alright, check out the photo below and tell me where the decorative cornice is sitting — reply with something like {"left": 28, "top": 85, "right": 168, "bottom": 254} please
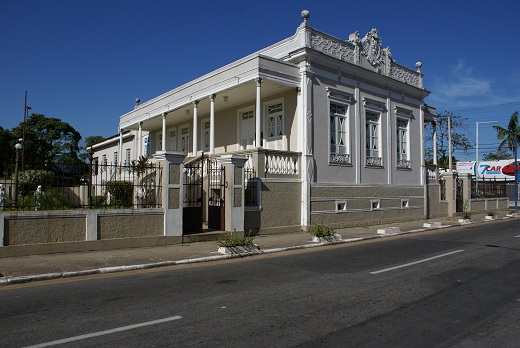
{"left": 326, "top": 87, "right": 355, "bottom": 104}
{"left": 394, "top": 106, "right": 414, "bottom": 118}
{"left": 363, "top": 97, "right": 386, "bottom": 112}
{"left": 310, "top": 33, "right": 355, "bottom": 62}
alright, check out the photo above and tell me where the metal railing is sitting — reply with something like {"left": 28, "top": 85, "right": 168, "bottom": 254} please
{"left": 0, "top": 158, "right": 162, "bottom": 211}
{"left": 471, "top": 177, "right": 507, "bottom": 199}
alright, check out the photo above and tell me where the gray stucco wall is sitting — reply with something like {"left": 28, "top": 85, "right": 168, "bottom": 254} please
{"left": 310, "top": 184, "right": 424, "bottom": 228}
{"left": 98, "top": 213, "right": 164, "bottom": 239}
{"left": 259, "top": 180, "right": 301, "bottom": 233}
{"left": 427, "top": 184, "right": 449, "bottom": 218}
{"left": 5, "top": 216, "right": 85, "bottom": 246}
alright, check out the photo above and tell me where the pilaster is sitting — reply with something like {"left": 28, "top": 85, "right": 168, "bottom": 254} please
{"left": 153, "top": 151, "right": 187, "bottom": 236}
{"left": 219, "top": 154, "right": 248, "bottom": 234}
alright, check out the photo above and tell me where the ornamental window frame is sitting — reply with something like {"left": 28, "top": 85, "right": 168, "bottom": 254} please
{"left": 363, "top": 97, "right": 385, "bottom": 167}
{"left": 327, "top": 88, "right": 354, "bottom": 165}
{"left": 395, "top": 106, "right": 414, "bottom": 170}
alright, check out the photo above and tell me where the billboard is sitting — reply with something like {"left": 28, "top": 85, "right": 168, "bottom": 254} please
{"left": 456, "top": 160, "right": 520, "bottom": 181}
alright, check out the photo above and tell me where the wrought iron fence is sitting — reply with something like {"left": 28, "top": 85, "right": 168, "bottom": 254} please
{"left": 439, "top": 177, "right": 446, "bottom": 201}
{"left": 245, "top": 167, "right": 258, "bottom": 206}
{"left": 0, "top": 158, "right": 162, "bottom": 211}
{"left": 471, "top": 177, "right": 507, "bottom": 199}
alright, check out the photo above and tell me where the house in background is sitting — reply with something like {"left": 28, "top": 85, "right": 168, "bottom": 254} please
{"left": 93, "top": 10, "right": 437, "bottom": 235}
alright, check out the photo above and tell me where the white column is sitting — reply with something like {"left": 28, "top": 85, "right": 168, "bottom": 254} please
{"left": 118, "top": 130, "right": 123, "bottom": 164}
{"left": 432, "top": 121, "right": 438, "bottom": 165}
{"left": 138, "top": 122, "right": 143, "bottom": 158}
{"left": 255, "top": 78, "right": 262, "bottom": 148}
{"left": 300, "top": 62, "right": 313, "bottom": 229}
{"left": 355, "top": 83, "right": 361, "bottom": 184}
{"left": 386, "top": 96, "right": 392, "bottom": 185}
{"left": 192, "top": 101, "right": 199, "bottom": 156}
{"left": 210, "top": 94, "right": 215, "bottom": 154}
{"left": 162, "top": 113, "right": 167, "bottom": 153}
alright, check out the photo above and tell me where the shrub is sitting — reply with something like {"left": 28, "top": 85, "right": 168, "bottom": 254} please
{"left": 106, "top": 181, "right": 133, "bottom": 208}
{"left": 91, "top": 195, "right": 106, "bottom": 208}
{"left": 217, "top": 234, "right": 255, "bottom": 247}
{"left": 487, "top": 211, "right": 496, "bottom": 217}
{"left": 17, "top": 170, "right": 54, "bottom": 196}
{"left": 309, "top": 224, "right": 335, "bottom": 238}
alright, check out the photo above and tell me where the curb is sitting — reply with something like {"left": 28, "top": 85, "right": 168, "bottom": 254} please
{"left": 0, "top": 217, "right": 513, "bottom": 286}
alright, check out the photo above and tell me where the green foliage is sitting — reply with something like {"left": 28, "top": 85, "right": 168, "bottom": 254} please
{"left": 0, "top": 126, "right": 15, "bottom": 175}
{"left": 10, "top": 113, "right": 82, "bottom": 168}
{"left": 131, "top": 156, "right": 151, "bottom": 177}
{"left": 106, "top": 181, "right": 133, "bottom": 208}
{"left": 425, "top": 112, "right": 472, "bottom": 167}
{"left": 309, "top": 224, "right": 335, "bottom": 238}
{"left": 482, "top": 151, "right": 512, "bottom": 161}
{"left": 17, "top": 170, "right": 54, "bottom": 196}
{"left": 492, "top": 111, "right": 520, "bottom": 153}
{"left": 487, "top": 211, "right": 497, "bottom": 217}
{"left": 91, "top": 195, "right": 106, "bottom": 208}
{"left": 217, "top": 234, "right": 255, "bottom": 247}
{"left": 18, "top": 189, "right": 70, "bottom": 211}
{"left": 79, "top": 135, "right": 105, "bottom": 162}
{"left": 461, "top": 200, "right": 472, "bottom": 219}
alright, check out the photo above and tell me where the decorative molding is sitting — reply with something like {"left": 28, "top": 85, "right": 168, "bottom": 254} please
{"left": 326, "top": 87, "right": 355, "bottom": 104}
{"left": 310, "top": 34, "right": 355, "bottom": 62}
{"left": 363, "top": 97, "right": 386, "bottom": 112}
{"left": 397, "top": 160, "right": 411, "bottom": 169}
{"left": 366, "top": 156, "right": 383, "bottom": 167}
{"left": 394, "top": 106, "right": 414, "bottom": 118}
{"left": 389, "top": 64, "right": 420, "bottom": 87}
{"left": 361, "top": 28, "right": 384, "bottom": 67}
{"left": 330, "top": 153, "right": 351, "bottom": 164}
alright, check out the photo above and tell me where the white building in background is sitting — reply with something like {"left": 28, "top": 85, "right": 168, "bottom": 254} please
{"left": 93, "top": 10, "right": 437, "bottom": 233}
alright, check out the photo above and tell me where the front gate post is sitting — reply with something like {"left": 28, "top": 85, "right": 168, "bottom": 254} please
{"left": 219, "top": 154, "right": 248, "bottom": 235}
{"left": 442, "top": 172, "right": 457, "bottom": 217}
{"left": 460, "top": 173, "right": 472, "bottom": 212}
{"left": 153, "top": 151, "right": 187, "bottom": 237}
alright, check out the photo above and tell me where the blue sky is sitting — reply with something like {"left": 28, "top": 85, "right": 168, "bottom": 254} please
{"left": 2, "top": 0, "right": 519, "bottom": 160}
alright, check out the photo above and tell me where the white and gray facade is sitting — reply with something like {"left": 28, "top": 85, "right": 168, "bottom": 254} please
{"left": 95, "top": 11, "right": 437, "bottom": 233}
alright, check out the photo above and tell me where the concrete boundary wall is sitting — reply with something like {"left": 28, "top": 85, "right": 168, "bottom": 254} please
{"left": 0, "top": 209, "right": 171, "bottom": 255}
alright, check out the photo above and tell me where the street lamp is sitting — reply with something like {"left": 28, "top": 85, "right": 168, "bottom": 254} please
{"left": 475, "top": 121, "right": 497, "bottom": 196}
{"left": 13, "top": 141, "right": 22, "bottom": 209}
{"left": 22, "top": 91, "right": 32, "bottom": 172}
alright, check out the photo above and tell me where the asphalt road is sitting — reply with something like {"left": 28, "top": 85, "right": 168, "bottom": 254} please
{"left": 2, "top": 219, "right": 520, "bottom": 347}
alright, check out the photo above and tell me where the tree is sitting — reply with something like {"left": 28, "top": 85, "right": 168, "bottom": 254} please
{"left": 10, "top": 113, "right": 82, "bottom": 168}
{"left": 79, "top": 135, "right": 105, "bottom": 162}
{"left": 492, "top": 111, "right": 520, "bottom": 154}
{"left": 425, "top": 111, "right": 472, "bottom": 167}
{"left": 0, "top": 126, "right": 15, "bottom": 175}
{"left": 482, "top": 151, "right": 512, "bottom": 161}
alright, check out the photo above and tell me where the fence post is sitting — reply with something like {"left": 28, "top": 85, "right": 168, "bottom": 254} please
{"left": 219, "top": 154, "right": 248, "bottom": 234}
{"left": 153, "top": 151, "right": 186, "bottom": 237}
{"left": 88, "top": 148, "right": 94, "bottom": 209}
{"left": 441, "top": 172, "right": 456, "bottom": 217}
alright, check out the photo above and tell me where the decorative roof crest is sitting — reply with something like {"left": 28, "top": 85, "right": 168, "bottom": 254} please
{"left": 361, "top": 28, "right": 384, "bottom": 67}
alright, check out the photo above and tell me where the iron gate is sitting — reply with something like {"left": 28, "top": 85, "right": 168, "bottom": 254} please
{"left": 456, "top": 175, "right": 464, "bottom": 213}
{"left": 207, "top": 158, "right": 225, "bottom": 230}
{"left": 183, "top": 156, "right": 203, "bottom": 234}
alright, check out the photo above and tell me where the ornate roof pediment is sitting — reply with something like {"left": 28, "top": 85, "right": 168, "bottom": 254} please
{"left": 361, "top": 28, "right": 384, "bottom": 68}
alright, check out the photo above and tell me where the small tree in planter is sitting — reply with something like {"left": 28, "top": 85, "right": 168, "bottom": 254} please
{"left": 459, "top": 200, "right": 472, "bottom": 224}
{"left": 309, "top": 224, "right": 342, "bottom": 242}
{"left": 217, "top": 231, "right": 258, "bottom": 254}
{"left": 485, "top": 211, "right": 497, "bottom": 220}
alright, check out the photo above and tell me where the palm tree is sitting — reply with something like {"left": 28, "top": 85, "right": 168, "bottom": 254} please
{"left": 493, "top": 111, "right": 520, "bottom": 153}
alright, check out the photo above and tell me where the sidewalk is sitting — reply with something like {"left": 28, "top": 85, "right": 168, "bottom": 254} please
{"left": 0, "top": 211, "right": 515, "bottom": 285}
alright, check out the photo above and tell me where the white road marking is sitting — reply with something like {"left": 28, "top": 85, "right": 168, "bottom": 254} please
{"left": 370, "top": 250, "right": 465, "bottom": 275}
{"left": 23, "top": 315, "right": 183, "bottom": 348}
{"left": 514, "top": 235, "right": 520, "bottom": 238}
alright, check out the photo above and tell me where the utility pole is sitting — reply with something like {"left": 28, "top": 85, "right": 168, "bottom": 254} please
{"left": 448, "top": 115, "right": 452, "bottom": 172}
{"left": 475, "top": 121, "right": 497, "bottom": 197}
